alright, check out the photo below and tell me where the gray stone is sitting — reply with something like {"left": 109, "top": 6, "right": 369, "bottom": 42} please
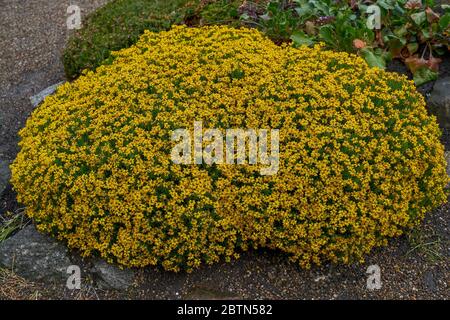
{"left": 0, "top": 225, "right": 72, "bottom": 283}
{"left": 423, "top": 270, "right": 437, "bottom": 292}
{"left": 0, "top": 159, "right": 11, "bottom": 196}
{"left": 445, "top": 152, "right": 450, "bottom": 178}
{"left": 428, "top": 77, "right": 450, "bottom": 128}
{"left": 91, "top": 258, "right": 134, "bottom": 290}
{"left": 30, "top": 82, "right": 64, "bottom": 108}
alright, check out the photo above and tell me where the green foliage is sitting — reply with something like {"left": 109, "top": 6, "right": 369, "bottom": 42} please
{"left": 244, "top": 0, "right": 449, "bottom": 85}
{"left": 63, "top": 0, "right": 244, "bottom": 80}
{"left": 197, "top": 0, "right": 242, "bottom": 25}
{"left": 406, "top": 225, "right": 446, "bottom": 262}
{"left": 63, "top": 0, "right": 192, "bottom": 80}
{"left": 0, "top": 210, "right": 28, "bottom": 243}
{"left": 374, "top": 0, "right": 449, "bottom": 84}
{"left": 64, "top": 0, "right": 448, "bottom": 84}
{"left": 254, "top": 0, "right": 302, "bottom": 41}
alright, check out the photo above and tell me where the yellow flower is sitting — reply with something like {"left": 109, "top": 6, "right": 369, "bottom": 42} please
{"left": 10, "top": 25, "right": 448, "bottom": 272}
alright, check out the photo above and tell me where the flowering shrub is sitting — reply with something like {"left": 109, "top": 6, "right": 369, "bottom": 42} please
{"left": 12, "top": 26, "right": 448, "bottom": 271}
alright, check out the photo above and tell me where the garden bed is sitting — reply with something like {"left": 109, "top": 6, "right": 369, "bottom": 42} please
{"left": 0, "top": 0, "right": 449, "bottom": 300}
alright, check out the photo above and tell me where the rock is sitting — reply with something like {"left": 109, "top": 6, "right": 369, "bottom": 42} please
{"left": 423, "top": 270, "right": 437, "bottom": 292}
{"left": 91, "top": 259, "right": 134, "bottom": 290}
{"left": 30, "top": 82, "right": 64, "bottom": 108}
{"left": 428, "top": 77, "right": 450, "bottom": 128}
{"left": 0, "top": 225, "right": 72, "bottom": 283}
{"left": 0, "top": 159, "right": 11, "bottom": 196}
{"left": 445, "top": 152, "right": 450, "bottom": 178}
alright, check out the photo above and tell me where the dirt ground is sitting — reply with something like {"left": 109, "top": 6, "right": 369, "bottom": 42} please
{"left": 0, "top": 0, "right": 448, "bottom": 300}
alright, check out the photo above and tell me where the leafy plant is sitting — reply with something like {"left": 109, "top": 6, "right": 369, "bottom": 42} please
{"left": 64, "top": 0, "right": 448, "bottom": 84}
{"left": 406, "top": 226, "right": 445, "bottom": 262}
{"left": 63, "top": 0, "right": 192, "bottom": 80}
{"left": 63, "top": 0, "right": 248, "bottom": 80}
{"left": 14, "top": 26, "right": 448, "bottom": 271}
{"left": 0, "top": 209, "right": 28, "bottom": 243}
{"left": 243, "top": 1, "right": 386, "bottom": 68}
{"left": 241, "top": 0, "right": 302, "bottom": 41}
{"left": 244, "top": 0, "right": 449, "bottom": 85}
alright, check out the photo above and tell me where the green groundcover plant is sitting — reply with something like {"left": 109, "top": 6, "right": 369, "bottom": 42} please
{"left": 244, "top": 0, "right": 450, "bottom": 85}
{"left": 14, "top": 26, "right": 448, "bottom": 271}
{"left": 63, "top": 0, "right": 243, "bottom": 80}
{"left": 64, "top": 0, "right": 449, "bottom": 85}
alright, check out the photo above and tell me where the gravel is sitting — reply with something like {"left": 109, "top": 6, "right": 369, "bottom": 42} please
{"left": 0, "top": 0, "right": 448, "bottom": 300}
{"left": 0, "top": 0, "right": 109, "bottom": 161}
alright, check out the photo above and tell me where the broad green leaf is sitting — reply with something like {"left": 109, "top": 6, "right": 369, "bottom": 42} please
{"left": 311, "top": 1, "right": 330, "bottom": 15}
{"left": 377, "top": 0, "right": 394, "bottom": 10}
{"left": 319, "top": 25, "right": 336, "bottom": 46}
{"left": 394, "top": 3, "right": 405, "bottom": 16}
{"left": 290, "top": 31, "right": 315, "bottom": 47}
{"left": 410, "top": 12, "right": 426, "bottom": 26}
{"left": 439, "top": 13, "right": 450, "bottom": 31}
{"left": 295, "top": 4, "right": 312, "bottom": 17}
{"left": 361, "top": 48, "right": 386, "bottom": 69}
{"left": 413, "top": 66, "right": 438, "bottom": 86}
{"left": 434, "top": 47, "right": 447, "bottom": 55}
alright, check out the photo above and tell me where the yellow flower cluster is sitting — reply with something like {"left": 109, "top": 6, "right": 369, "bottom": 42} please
{"left": 11, "top": 25, "right": 448, "bottom": 271}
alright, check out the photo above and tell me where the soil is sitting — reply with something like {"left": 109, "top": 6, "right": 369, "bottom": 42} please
{"left": 0, "top": 0, "right": 448, "bottom": 300}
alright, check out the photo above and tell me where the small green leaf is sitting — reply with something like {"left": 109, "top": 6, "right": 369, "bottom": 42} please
{"left": 377, "top": 0, "right": 395, "bottom": 10}
{"left": 319, "top": 25, "right": 335, "bottom": 46}
{"left": 290, "top": 31, "right": 315, "bottom": 47}
{"left": 407, "top": 42, "right": 419, "bottom": 55}
{"left": 394, "top": 3, "right": 405, "bottom": 16}
{"left": 361, "top": 48, "right": 386, "bottom": 69}
{"left": 411, "top": 12, "right": 426, "bottom": 26}
{"left": 439, "top": 13, "right": 450, "bottom": 31}
{"left": 240, "top": 13, "right": 250, "bottom": 20}
{"left": 413, "top": 66, "right": 438, "bottom": 86}
{"left": 421, "top": 29, "right": 431, "bottom": 40}
{"left": 259, "top": 13, "right": 271, "bottom": 21}
{"left": 393, "top": 25, "right": 408, "bottom": 38}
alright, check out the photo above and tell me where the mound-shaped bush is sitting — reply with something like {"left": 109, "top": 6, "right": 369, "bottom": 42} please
{"left": 12, "top": 26, "right": 448, "bottom": 271}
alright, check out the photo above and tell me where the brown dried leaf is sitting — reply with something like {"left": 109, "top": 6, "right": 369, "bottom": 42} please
{"left": 425, "top": 7, "right": 440, "bottom": 24}
{"left": 353, "top": 39, "right": 366, "bottom": 49}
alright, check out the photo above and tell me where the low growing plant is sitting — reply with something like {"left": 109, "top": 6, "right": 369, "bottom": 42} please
{"left": 14, "top": 26, "right": 448, "bottom": 271}
{"left": 242, "top": 0, "right": 449, "bottom": 85}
